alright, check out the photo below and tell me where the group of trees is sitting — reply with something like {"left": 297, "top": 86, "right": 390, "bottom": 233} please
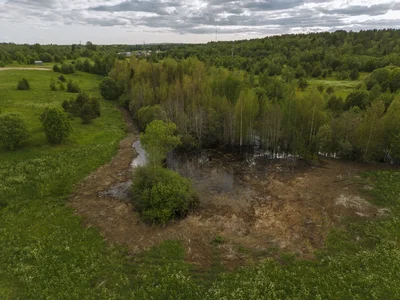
{"left": 109, "top": 56, "right": 400, "bottom": 163}
{"left": 132, "top": 120, "right": 198, "bottom": 224}
{"left": 163, "top": 29, "right": 400, "bottom": 79}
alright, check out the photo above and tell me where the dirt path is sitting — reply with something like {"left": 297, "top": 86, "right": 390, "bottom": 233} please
{"left": 0, "top": 67, "right": 51, "bottom": 71}
{"left": 69, "top": 109, "right": 396, "bottom": 269}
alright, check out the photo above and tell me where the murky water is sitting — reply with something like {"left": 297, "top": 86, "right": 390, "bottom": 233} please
{"left": 131, "top": 140, "right": 147, "bottom": 168}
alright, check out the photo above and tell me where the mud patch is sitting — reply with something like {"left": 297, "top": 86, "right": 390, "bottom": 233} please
{"left": 70, "top": 109, "right": 393, "bottom": 269}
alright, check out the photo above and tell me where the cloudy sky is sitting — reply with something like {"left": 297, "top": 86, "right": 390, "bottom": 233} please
{"left": 0, "top": 0, "right": 400, "bottom": 44}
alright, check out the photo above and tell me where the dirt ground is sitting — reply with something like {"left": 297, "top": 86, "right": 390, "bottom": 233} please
{"left": 0, "top": 67, "right": 50, "bottom": 71}
{"left": 69, "top": 111, "right": 396, "bottom": 269}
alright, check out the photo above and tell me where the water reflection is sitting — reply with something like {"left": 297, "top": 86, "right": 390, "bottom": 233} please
{"left": 131, "top": 140, "right": 147, "bottom": 168}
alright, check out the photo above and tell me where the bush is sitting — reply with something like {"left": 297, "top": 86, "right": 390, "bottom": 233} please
{"left": 0, "top": 61, "right": 5, "bottom": 67}
{"left": 298, "top": 77, "right": 308, "bottom": 90}
{"left": 0, "top": 113, "right": 29, "bottom": 150}
{"left": 326, "top": 86, "right": 335, "bottom": 94}
{"left": 344, "top": 90, "right": 370, "bottom": 110}
{"left": 67, "top": 80, "right": 80, "bottom": 93}
{"left": 62, "top": 92, "right": 100, "bottom": 124}
{"left": 132, "top": 166, "right": 198, "bottom": 224}
{"left": 99, "top": 76, "right": 121, "bottom": 100}
{"left": 59, "top": 82, "right": 65, "bottom": 91}
{"left": 53, "top": 64, "right": 60, "bottom": 72}
{"left": 17, "top": 78, "right": 30, "bottom": 90}
{"left": 50, "top": 79, "right": 57, "bottom": 91}
{"left": 58, "top": 75, "right": 66, "bottom": 82}
{"left": 137, "top": 105, "right": 167, "bottom": 130}
{"left": 39, "top": 108, "right": 72, "bottom": 144}
{"left": 317, "top": 85, "right": 324, "bottom": 93}
{"left": 61, "top": 64, "right": 74, "bottom": 74}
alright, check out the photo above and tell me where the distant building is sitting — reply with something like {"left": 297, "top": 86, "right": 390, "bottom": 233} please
{"left": 118, "top": 52, "right": 132, "bottom": 57}
{"left": 34, "top": 61, "right": 43, "bottom": 65}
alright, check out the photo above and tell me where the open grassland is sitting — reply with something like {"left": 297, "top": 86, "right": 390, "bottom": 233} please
{"left": 0, "top": 69, "right": 399, "bottom": 299}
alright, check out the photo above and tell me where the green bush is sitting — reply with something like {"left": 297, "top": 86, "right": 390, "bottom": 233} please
{"left": 58, "top": 75, "right": 66, "bottom": 82}
{"left": 59, "top": 81, "right": 65, "bottom": 91}
{"left": 298, "top": 77, "right": 308, "bottom": 90}
{"left": 67, "top": 80, "right": 80, "bottom": 93}
{"left": 137, "top": 105, "right": 167, "bottom": 130}
{"left": 39, "top": 108, "right": 72, "bottom": 144}
{"left": 17, "top": 78, "right": 30, "bottom": 90}
{"left": 99, "top": 76, "right": 121, "bottom": 100}
{"left": 0, "top": 61, "right": 5, "bottom": 68}
{"left": 49, "top": 78, "right": 57, "bottom": 91}
{"left": 62, "top": 92, "right": 100, "bottom": 124}
{"left": 61, "top": 64, "right": 74, "bottom": 74}
{"left": 53, "top": 64, "right": 60, "bottom": 72}
{"left": 132, "top": 166, "right": 198, "bottom": 224}
{"left": 0, "top": 113, "right": 29, "bottom": 150}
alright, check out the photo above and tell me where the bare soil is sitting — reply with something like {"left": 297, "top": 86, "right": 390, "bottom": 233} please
{"left": 69, "top": 110, "right": 395, "bottom": 269}
{"left": 0, "top": 67, "right": 50, "bottom": 71}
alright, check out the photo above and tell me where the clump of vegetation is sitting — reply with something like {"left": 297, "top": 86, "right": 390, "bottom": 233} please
{"left": 137, "top": 105, "right": 167, "bottom": 130}
{"left": 53, "top": 64, "right": 60, "bottom": 72}
{"left": 132, "top": 166, "right": 198, "bottom": 224}
{"left": 49, "top": 78, "right": 57, "bottom": 91}
{"left": 60, "top": 64, "right": 74, "bottom": 74}
{"left": 0, "top": 113, "right": 29, "bottom": 150}
{"left": 326, "top": 86, "right": 335, "bottom": 94}
{"left": 59, "top": 81, "right": 65, "bottom": 91}
{"left": 0, "top": 61, "right": 5, "bottom": 68}
{"left": 17, "top": 78, "right": 30, "bottom": 90}
{"left": 99, "top": 76, "right": 121, "bottom": 100}
{"left": 62, "top": 92, "right": 100, "bottom": 124}
{"left": 67, "top": 79, "right": 80, "bottom": 93}
{"left": 132, "top": 120, "right": 197, "bottom": 224}
{"left": 39, "top": 108, "right": 72, "bottom": 144}
{"left": 298, "top": 77, "right": 308, "bottom": 90}
{"left": 58, "top": 75, "right": 66, "bottom": 82}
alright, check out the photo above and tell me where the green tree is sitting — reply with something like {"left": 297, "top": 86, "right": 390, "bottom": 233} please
{"left": 132, "top": 166, "right": 198, "bottom": 224}
{"left": 140, "top": 120, "right": 181, "bottom": 168}
{"left": 67, "top": 80, "right": 80, "bottom": 93}
{"left": 137, "top": 105, "right": 167, "bottom": 130}
{"left": 17, "top": 78, "right": 30, "bottom": 90}
{"left": 62, "top": 92, "right": 100, "bottom": 124}
{"left": 99, "top": 76, "right": 121, "bottom": 100}
{"left": 344, "top": 90, "right": 370, "bottom": 110}
{"left": 39, "top": 108, "right": 72, "bottom": 144}
{"left": 0, "top": 114, "right": 29, "bottom": 150}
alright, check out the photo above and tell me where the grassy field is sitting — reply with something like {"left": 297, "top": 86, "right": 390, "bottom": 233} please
{"left": 0, "top": 69, "right": 399, "bottom": 299}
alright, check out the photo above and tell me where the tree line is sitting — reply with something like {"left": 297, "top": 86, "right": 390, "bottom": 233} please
{"left": 108, "top": 56, "right": 400, "bottom": 163}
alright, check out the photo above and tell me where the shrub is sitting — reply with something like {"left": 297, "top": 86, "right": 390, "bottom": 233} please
{"left": 59, "top": 82, "right": 65, "bottom": 91}
{"left": 326, "top": 86, "right": 335, "bottom": 94}
{"left": 132, "top": 166, "right": 198, "bottom": 224}
{"left": 317, "top": 85, "right": 324, "bottom": 93}
{"left": 62, "top": 92, "right": 100, "bottom": 124}
{"left": 58, "top": 75, "right": 66, "bottom": 82}
{"left": 50, "top": 78, "right": 57, "bottom": 91}
{"left": 99, "top": 76, "right": 121, "bottom": 100}
{"left": 137, "top": 105, "right": 167, "bottom": 130}
{"left": 0, "top": 61, "right": 5, "bottom": 67}
{"left": 17, "top": 78, "right": 30, "bottom": 90}
{"left": 67, "top": 80, "right": 80, "bottom": 93}
{"left": 0, "top": 113, "right": 29, "bottom": 150}
{"left": 344, "top": 90, "right": 370, "bottom": 110}
{"left": 53, "top": 64, "right": 60, "bottom": 72}
{"left": 39, "top": 108, "right": 72, "bottom": 144}
{"left": 298, "top": 77, "right": 308, "bottom": 90}
{"left": 61, "top": 64, "right": 74, "bottom": 74}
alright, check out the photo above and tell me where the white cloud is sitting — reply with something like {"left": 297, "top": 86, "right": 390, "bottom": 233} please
{"left": 0, "top": 0, "right": 399, "bottom": 44}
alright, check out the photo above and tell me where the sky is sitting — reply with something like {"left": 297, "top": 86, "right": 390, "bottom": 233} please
{"left": 0, "top": 0, "right": 400, "bottom": 44}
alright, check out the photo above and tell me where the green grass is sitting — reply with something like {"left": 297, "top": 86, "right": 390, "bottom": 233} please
{"left": 1, "top": 68, "right": 399, "bottom": 299}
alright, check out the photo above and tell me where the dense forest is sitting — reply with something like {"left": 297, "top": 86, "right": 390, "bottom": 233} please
{"left": 2, "top": 29, "right": 400, "bottom": 162}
